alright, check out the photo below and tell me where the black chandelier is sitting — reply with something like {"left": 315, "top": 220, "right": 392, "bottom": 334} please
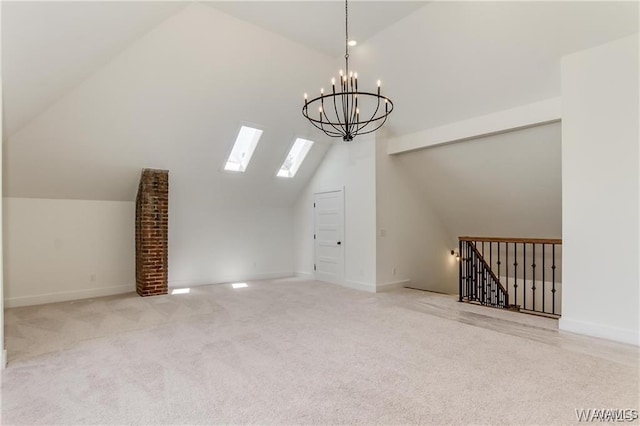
{"left": 301, "top": 0, "right": 394, "bottom": 142}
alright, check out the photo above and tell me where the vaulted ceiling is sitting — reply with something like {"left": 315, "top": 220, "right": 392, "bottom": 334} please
{"left": 2, "top": 1, "right": 638, "bottom": 204}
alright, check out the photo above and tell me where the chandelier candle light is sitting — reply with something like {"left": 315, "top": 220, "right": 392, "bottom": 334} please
{"left": 301, "top": 0, "right": 394, "bottom": 142}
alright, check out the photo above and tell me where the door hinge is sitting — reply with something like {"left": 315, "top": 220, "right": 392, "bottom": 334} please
{"left": 314, "top": 264, "right": 317, "bottom": 271}
{"left": 314, "top": 234, "right": 316, "bottom": 239}
{"left": 313, "top": 202, "right": 316, "bottom": 208}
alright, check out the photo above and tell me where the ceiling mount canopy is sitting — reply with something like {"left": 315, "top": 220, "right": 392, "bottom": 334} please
{"left": 301, "top": 0, "right": 394, "bottom": 142}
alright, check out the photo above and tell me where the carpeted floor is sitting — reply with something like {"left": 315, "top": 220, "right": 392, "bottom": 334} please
{"left": 1, "top": 278, "right": 638, "bottom": 425}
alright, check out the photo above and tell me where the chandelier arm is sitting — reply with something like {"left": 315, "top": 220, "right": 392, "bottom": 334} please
{"left": 307, "top": 113, "right": 341, "bottom": 135}
{"left": 346, "top": 92, "right": 355, "bottom": 132}
{"left": 311, "top": 95, "right": 345, "bottom": 135}
{"left": 313, "top": 120, "right": 344, "bottom": 137}
{"left": 354, "top": 112, "right": 384, "bottom": 137}
{"left": 332, "top": 92, "right": 343, "bottom": 134}
{"left": 356, "top": 114, "right": 389, "bottom": 136}
{"left": 302, "top": 107, "right": 340, "bottom": 135}
{"left": 349, "top": 96, "right": 358, "bottom": 134}
{"left": 321, "top": 101, "right": 346, "bottom": 135}
{"left": 321, "top": 128, "right": 345, "bottom": 138}
{"left": 336, "top": 91, "right": 350, "bottom": 136}
{"left": 352, "top": 95, "right": 382, "bottom": 135}
{"left": 344, "top": 80, "right": 352, "bottom": 131}
{"left": 342, "top": 87, "right": 349, "bottom": 133}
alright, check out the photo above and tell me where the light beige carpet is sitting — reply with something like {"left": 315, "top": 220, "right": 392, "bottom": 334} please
{"left": 2, "top": 278, "right": 638, "bottom": 425}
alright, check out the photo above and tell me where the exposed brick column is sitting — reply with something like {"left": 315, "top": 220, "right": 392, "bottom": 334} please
{"left": 135, "top": 169, "right": 169, "bottom": 296}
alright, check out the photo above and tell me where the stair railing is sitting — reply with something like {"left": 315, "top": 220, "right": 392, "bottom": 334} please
{"left": 458, "top": 237, "right": 563, "bottom": 317}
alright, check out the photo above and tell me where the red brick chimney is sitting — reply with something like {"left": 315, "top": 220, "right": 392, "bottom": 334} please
{"left": 135, "top": 169, "right": 168, "bottom": 296}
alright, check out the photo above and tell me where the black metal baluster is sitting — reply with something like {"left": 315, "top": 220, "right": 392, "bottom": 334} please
{"left": 497, "top": 242, "right": 501, "bottom": 279}
{"left": 472, "top": 243, "right": 477, "bottom": 301}
{"left": 552, "top": 243, "right": 557, "bottom": 315}
{"left": 485, "top": 253, "right": 489, "bottom": 306}
{"left": 480, "top": 241, "right": 484, "bottom": 303}
{"left": 490, "top": 242, "right": 492, "bottom": 271}
{"left": 467, "top": 241, "right": 473, "bottom": 300}
{"left": 467, "top": 242, "right": 472, "bottom": 301}
{"left": 532, "top": 243, "right": 536, "bottom": 312}
{"left": 458, "top": 240, "right": 463, "bottom": 302}
{"left": 496, "top": 243, "right": 502, "bottom": 306}
{"left": 480, "top": 251, "right": 485, "bottom": 305}
{"left": 506, "top": 243, "right": 509, "bottom": 307}
{"left": 523, "top": 243, "right": 526, "bottom": 311}
{"left": 477, "top": 245, "right": 481, "bottom": 302}
{"left": 490, "top": 270, "right": 494, "bottom": 306}
{"left": 513, "top": 242, "right": 518, "bottom": 307}
{"left": 476, "top": 256, "right": 480, "bottom": 303}
{"left": 542, "top": 244, "right": 546, "bottom": 314}
{"left": 465, "top": 242, "right": 469, "bottom": 300}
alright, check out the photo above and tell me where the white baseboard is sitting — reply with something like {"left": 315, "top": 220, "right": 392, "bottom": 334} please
{"left": 169, "top": 271, "right": 293, "bottom": 288}
{"left": 343, "top": 280, "right": 376, "bottom": 293}
{"left": 4, "top": 284, "right": 134, "bottom": 308}
{"left": 295, "top": 271, "right": 313, "bottom": 279}
{"left": 376, "top": 280, "right": 410, "bottom": 293}
{"left": 559, "top": 317, "right": 639, "bottom": 346}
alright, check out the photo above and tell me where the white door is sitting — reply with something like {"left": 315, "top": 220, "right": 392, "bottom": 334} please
{"left": 314, "top": 190, "right": 345, "bottom": 284}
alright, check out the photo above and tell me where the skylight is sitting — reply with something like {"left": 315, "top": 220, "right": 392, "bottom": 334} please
{"left": 277, "top": 138, "right": 314, "bottom": 178}
{"left": 224, "top": 126, "right": 263, "bottom": 172}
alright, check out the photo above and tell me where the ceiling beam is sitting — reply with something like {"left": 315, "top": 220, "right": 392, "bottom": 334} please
{"left": 387, "top": 97, "right": 562, "bottom": 155}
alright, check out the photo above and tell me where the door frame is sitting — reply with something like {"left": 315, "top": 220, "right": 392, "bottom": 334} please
{"left": 313, "top": 188, "right": 345, "bottom": 285}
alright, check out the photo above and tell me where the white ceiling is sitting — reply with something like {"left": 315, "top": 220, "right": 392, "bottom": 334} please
{"left": 4, "top": 2, "right": 336, "bottom": 203}
{"left": 206, "top": 1, "right": 427, "bottom": 57}
{"left": 1, "top": 1, "right": 188, "bottom": 136}
{"left": 351, "top": 1, "right": 639, "bottom": 135}
{"left": 1, "top": 1, "right": 638, "bottom": 203}
{"left": 1, "top": 1, "right": 425, "bottom": 137}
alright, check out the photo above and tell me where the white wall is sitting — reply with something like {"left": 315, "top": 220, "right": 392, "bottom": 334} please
{"left": 1, "top": 14, "right": 5, "bottom": 364}
{"left": 3, "top": 194, "right": 294, "bottom": 306}
{"left": 560, "top": 34, "right": 639, "bottom": 345}
{"left": 392, "top": 123, "right": 562, "bottom": 240}
{"left": 375, "top": 132, "right": 456, "bottom": 293}
{"left": 169, "top": 199, "right": 293, "bottom": 287}
{"left": 3, "top": 198, "right": 135, "bottom": 307}
{"left": 293, "top": 137, "right": 377, "bottom": 292}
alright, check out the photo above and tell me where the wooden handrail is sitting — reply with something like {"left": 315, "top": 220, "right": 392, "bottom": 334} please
{"left": 459, "top": 236, "right": 562, "bottom": 244}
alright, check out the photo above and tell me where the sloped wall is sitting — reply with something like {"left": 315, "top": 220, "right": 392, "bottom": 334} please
{"left": 393, "top": 123, "right": 562, "bottom": 240}
{"left": 3, "top": 3, "right": 336, "bottom": 302}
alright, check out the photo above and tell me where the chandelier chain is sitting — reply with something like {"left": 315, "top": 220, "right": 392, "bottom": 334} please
{"left": 345, "top": 0, "right": 349, "bottom": 65}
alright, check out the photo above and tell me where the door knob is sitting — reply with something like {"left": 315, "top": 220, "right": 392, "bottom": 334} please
{"left": 337, "top": 241, "right": 342, "bottom": 245}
